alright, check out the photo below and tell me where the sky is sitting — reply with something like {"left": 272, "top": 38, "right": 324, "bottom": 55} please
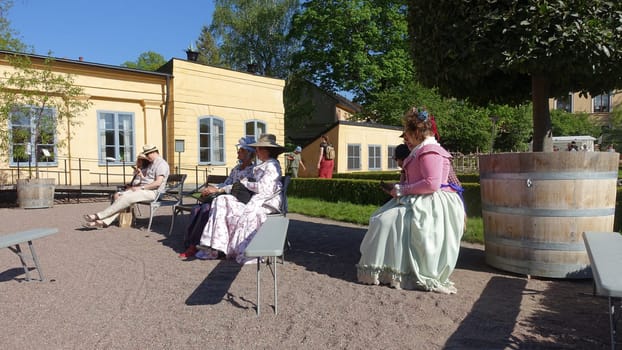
{"left": 8, "top": 0, "right": 215, "bottom": 66}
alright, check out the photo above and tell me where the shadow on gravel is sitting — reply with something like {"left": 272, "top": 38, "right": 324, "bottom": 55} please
{"left": 523, "top": 278, "right": 610, "bottom": 349}
{"left": 0, "top": 267, "right": 28, "bottom": 282}
{"left": 444, "top": 276, "right": 527, "bottom": 349}
{"left": 185, "top": 260, "right": 245, "bottom": 308}
{"left": 283, "top": 219, "right": 366, "bottom": 282}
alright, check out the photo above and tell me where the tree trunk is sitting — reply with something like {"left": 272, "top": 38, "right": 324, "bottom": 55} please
{"left": 531, "top": 74, "right": 553, "bottom": 152}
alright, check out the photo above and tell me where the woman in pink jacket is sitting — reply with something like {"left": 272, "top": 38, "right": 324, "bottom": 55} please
{"left": 357, "top": 107, "right": 465, "bottom": 293}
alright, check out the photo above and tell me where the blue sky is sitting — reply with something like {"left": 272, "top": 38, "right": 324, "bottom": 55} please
{"left": 8, "top": 0, "right": 215, "bottom": 66}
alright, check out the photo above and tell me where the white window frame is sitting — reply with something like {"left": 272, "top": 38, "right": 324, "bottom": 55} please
{"left": 593, "top": 92, "right": 612, "bottom": 113}
{"left": 387, "top": 145, "right": 398, "bottom": 169}
{"left": 347, "top": 144, "right": 361, "bottom": 170}
{"left": 245, "top": 120, "right": 267, "bottom": 140}
{"left": 9, "top": 106, "right": 57, "bottom": 166}
{"left": 98, "top": 111, "right": 135, "bottom": 165}
{"left": 368, "top": 145, "right": 381, "bottom": 170}
{"left": 199, "top": 116, "right": 225, "bottom": 165}
{"left": 555, "top": 93, "right": 573, "bottom": 113}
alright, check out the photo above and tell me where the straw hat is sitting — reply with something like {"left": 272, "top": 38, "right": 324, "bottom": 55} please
{"left": 142, "top": 144, "right": 159, "bottom": 155}
{"left": 248, "top": 134, "right": 285, "bottom": 154}
{"left": 137, "top": 153, "right": 149, "bottom": 160}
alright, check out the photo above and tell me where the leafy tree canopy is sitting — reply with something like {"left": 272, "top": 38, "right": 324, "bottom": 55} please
{"left": 210, "top": 0, "right": 300, "bottom": 78}
{"left": 195, "top": 26, "right": 221, "bottom": 66}
{"left": 409, "top": 1, "right": 622, "bottom": 105}
{"left": 121, "top": 51, "right": 167, "bottom": 71}
{"left": 0, "top": 1, "right": 29, "bottom": 52}
{"left": 290, "top": 0, "right": 413, "bottom": 123}
{"left": 550, "top": 110, "right": 601, "bottom": 138}
{"left": 409, "top": 1, "right": 622, "bottom": 151}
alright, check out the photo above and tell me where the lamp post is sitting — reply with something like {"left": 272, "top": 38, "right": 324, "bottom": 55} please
{"left": 489, "top": 115, "right": 499, "bottom": 154}
{"left": 175, "top": 139, "right": 185, "bottom": 174}
{"left": 105, "top": 157, "right": 116, "bottom": 186}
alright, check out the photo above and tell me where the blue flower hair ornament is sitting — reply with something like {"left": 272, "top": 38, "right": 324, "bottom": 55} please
{"left": 236, "top": 136, "right": 256, "bottom": 152}
{"left": 417, "top": 109, "right": 429, "bottom": 121}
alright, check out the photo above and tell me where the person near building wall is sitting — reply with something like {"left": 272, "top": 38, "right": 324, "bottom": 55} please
{"left": 317, "top": 134, "right": 334, "bottom": 178}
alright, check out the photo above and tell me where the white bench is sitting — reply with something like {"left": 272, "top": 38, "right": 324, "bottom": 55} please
{"left": 244, "top": 216, "right": 290, "bottom": 316}
{"left": 583, "top": 231, "right": 622, "bottom": 350}
{"left": 0, "top": 228, "right": 59, "bottom": 282}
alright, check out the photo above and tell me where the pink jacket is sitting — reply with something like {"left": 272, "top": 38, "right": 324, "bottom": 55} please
{"left": 399, "top": 144, "right": 454, "bottom": 196}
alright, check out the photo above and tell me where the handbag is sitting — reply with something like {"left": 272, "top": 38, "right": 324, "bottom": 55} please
{"left": 231, "top": 181, "right": 255, "bottom": 204}
{"left": 191, "top": 191, "right": 223, "bottom": 204}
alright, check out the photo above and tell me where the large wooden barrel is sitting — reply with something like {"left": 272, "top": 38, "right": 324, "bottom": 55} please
{"left": 479, "top": 152, "right": 619, "bottom": 278}
{"left": 17, "top": 178, "right": 55, "bottom": 209}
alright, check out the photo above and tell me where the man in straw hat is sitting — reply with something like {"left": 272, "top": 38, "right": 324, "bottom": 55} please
{"left": 196, "top": 134, "right": 284, "bottom": 263}
{"left": 83, "top": 144, "right": 170, "bottom": 228}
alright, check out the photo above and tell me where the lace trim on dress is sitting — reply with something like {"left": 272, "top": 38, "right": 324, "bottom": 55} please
{"left": 356, "top": 264, "right": 457, "bottom": 294}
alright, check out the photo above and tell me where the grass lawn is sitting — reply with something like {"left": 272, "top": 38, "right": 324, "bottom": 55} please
{"left": 288, "top": 197, "right": 484, "bottom": 244}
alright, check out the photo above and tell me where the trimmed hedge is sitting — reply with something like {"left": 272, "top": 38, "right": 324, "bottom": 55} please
{"left": 289, "top": 178, "right": 482, "bottom": 218}
{"left": 289, "top": 178, "right": 622, "bottom": 230}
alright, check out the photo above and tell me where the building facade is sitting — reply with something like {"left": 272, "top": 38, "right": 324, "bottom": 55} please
{"left": 298, "top": 121, "right": 403, "bottom": 177}
{"left": 0, "top": 52, "right": 285, "bottom": 186}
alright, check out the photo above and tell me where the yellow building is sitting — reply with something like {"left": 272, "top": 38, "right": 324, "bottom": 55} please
{"left": 0, "top": 52, "right": 285, "bottom": 186}
{"left": 550, "top": 90, "right": 622, "bottom": 125}
{"left": 298, "top": 121, "right": 403, "bottom": 177}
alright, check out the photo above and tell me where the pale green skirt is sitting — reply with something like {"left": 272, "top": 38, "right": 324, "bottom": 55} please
{"left": 356, "top": 191, "right": 465, "bottom": 293}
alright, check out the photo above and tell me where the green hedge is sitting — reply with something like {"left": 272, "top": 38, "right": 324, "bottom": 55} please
{"left": 333, "top": 172, "right": 401, "bottom": 181}
{"left": 289, "top": 178, "right": 622, "bottom": 230}
{"left": 289, "top": 178, "right": 482, "bottom": 218}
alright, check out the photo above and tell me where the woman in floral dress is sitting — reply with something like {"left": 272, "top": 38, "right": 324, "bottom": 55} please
{"left": 179, "top": 136, "right": 255, "bottom": 258}
{"left": 197, "top": 134, "right": 284, "bottom": 264}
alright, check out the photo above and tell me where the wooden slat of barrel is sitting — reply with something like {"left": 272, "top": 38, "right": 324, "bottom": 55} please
{"left": 479, "top": 152, "right": 619, "bottom": 278}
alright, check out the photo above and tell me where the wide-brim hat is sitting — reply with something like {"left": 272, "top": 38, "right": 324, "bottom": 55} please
{"left": 248, "top": 134, "right": 285, "bottom": 154}
{"left": 137, "top": 152, "right": 149, "bottom": 161}
{"left": 142, "top": 144, "right": 159, "bottom": 155}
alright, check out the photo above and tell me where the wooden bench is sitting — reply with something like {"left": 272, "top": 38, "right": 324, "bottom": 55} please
{"left": 244, "top": 216, "right": 290, "bottom": 316}
{"left": 582, "top": 231, "right": 622, "bottom": 350}
{"left": 0, "top": 228, "right": 59, "bottom": 281}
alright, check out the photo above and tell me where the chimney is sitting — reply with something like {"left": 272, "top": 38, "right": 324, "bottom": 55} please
{"left": 78, "top": 56, "right": 84, "bottom": 62}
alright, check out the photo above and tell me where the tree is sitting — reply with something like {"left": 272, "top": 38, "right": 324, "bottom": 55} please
{"left": 210, "top": 0, "right": 300, "bottom": 78}
{"left": 0, "top": 54, "right": 91, "bottom": 178}
{"left": 121, "top": 51, "right": 167, "bottom": 71}
{"left": 550, "top": 110, "right": 601, "bottom": 138}
{"left": 290, "top": 0, "right": 413, "bottom": 124}
{"left": 0, "top": 1, "right": 28, "bottom": 52}
{"left": 408, "top": 1, "right": 622, "bottom": 152}
{"left": 195, "top": 26, "right": 221, "bottom": 66}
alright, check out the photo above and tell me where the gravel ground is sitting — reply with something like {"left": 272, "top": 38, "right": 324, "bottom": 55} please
{"left": 0, "top": 201, "right": 614, "bottom": 349}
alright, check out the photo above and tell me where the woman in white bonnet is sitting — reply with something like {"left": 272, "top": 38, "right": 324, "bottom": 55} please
{"left": 197, "top": 134, "right": 284, "bottom": 263}
{"left": 180, "top": 136, "right": 256, "bottom": 258}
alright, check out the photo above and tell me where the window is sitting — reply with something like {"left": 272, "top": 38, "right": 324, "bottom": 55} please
{"left": 593, "top": 93, "right": 612, "bottom": 113}
{"left": 347, "top": 144, "right": 361, "bottom": 170}
{"left": 555, "top": 94, "right": 573, "bottom": 112}
{"left": 10, "top": 106, "right": 57, "bottom": 166}
{"left": 98, "top": 111, "right": 135, "bottom": 164}
{"left": 199, "top": 116, "right": 225, "bottom": 164}
{"left": 368, "top": 145, "right": 381, "bottom": 170}
{"left": 245, "top": 120, "right": 266, "bottom": 140}
{"left": 387, "top": 145, "right": 398, "bottom": 169}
